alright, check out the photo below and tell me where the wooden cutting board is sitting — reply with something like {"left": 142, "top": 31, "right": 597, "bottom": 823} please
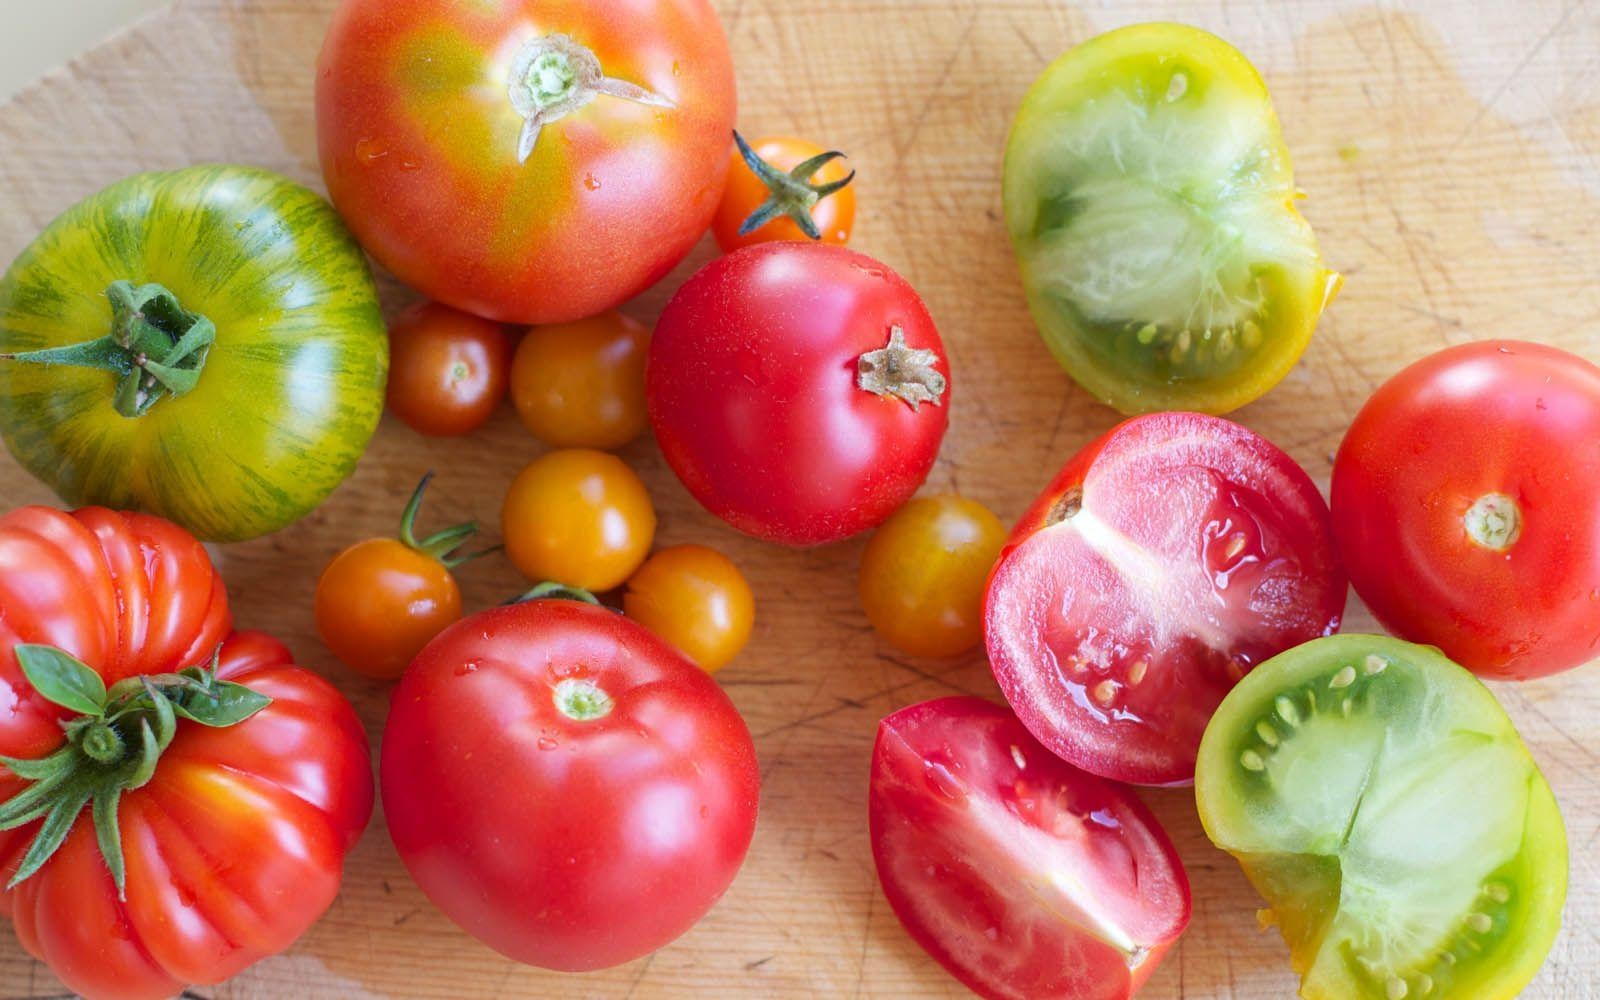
{"left": 0, "top": 0, "right": 1596, "bottom": 996}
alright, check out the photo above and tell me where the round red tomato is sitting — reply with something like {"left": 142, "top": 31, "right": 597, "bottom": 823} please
{"left": 1332, "top": 340, "right": 1600, "bottom": 680}
{"left": 984, "top": 413, "right": 1345, "bottom": 786}
{"left": 648, "top": 243, "right": 951, "bottom": 545}
{"left": 381, "top": 599, "right": 760, "bottom": 971}
{"left": 316, "top": 0, "right": 736, "bottom": 324}
{"left": 385, "top": 302, "right": 511, "bottom": 437}
{"left": 0, "top": 506, "right": 373, "bottom": 1000}
{"left": 870, "top": 697, "right": 1191, "bottom": 1000}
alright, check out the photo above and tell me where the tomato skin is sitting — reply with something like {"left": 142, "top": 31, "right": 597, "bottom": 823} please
{"left": 712, "top": 136, "right": 856, "bottom": 251}
{"left": 510, "top": 311, "right": 650, "bottom": 449}
{"left": 0, "top": 508, "right": 373, "bottom": 1000}
{"left": 985, "top": 413, "right": 1345, "bottom": 786}
{"left": 0, "top": 167, "right": 387, "bottom": 542}
{"left": 314, "top": 538, "right": 463, "bottom": 680}
{"left": 870, "top": 697, "right": 1190, "bottom": 1000}
{"left": 502, "top": 449, "right": 657, "bottom": 591}
{"left": 316, "top": 0, "right": 737, "bottom": 324}
{"left": 859, "top": 495, "right": 1007, "bottom": 658}
{"left": 648, "top": 243, "right": 951, "bottom": 546}
{"left": 1332, "top": 341, "right": 1600, "bottom": 680}
{"left": 623, "top": 544, "right": 755, "bottom": 672}
{"left": 381, "top": 599, "right": 760, "bottom": 971}
{"left": 386, "top": 302, "right": 511, "bottom": 437}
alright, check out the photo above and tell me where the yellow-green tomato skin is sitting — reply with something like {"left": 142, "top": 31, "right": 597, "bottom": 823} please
{"left": 859, "top": 495, "right": 1007, "bottom": 658}
{"left": 0, "top": 166, "right": 387, "bottom": 541}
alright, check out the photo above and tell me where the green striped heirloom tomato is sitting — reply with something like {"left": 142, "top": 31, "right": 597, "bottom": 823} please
{"left": 1004, "top": 24, "right": 1339, "bottom": 415}
{"left": 316, "top": 0, "right": 737, "bottom": 324}
{"left": 0, "top": 505, "right": 374, "bottom": 1000}
{"left": 0, "top": 167, "right": 387, "bottom": 542}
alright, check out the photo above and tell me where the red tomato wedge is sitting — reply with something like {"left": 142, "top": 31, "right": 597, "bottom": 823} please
{"left": 869, "top": 697, "right": 1190, "bottom": 1000}
{"left": 985, "top": 413, "right": 1345, "bottom": 786}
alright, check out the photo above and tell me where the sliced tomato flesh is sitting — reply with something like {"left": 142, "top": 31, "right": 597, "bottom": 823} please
{"left": 869, "top": 697, "right": 1190, "bottom": 1000}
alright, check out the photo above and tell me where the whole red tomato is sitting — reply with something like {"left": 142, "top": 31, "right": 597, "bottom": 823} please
{"left": 1332, "top": 341, "right": 1600, "bottom": 679}
{"left": 985, "top": 413, "right": 1345, "bottom": 785}
{"left": 316, "top": 0, "right": 737, "bottom": 324}
{"left": 0, "top": 506, "right": 373, "bottom": 1000}
{"left": 648, "top": 243, "right": 951, "bottom": 545}
{"left": 381, "top": 598, "right": 760, "bottom": 971}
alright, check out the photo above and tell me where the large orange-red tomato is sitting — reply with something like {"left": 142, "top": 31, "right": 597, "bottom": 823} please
{"left": 0, "top": 506, "right": 374, "bottom": 1000}
{"left": 316, "top": 0, "right": 737, "bottom": 324}
{"left": 381, "top": 599, "right": 759, "bottom": 971}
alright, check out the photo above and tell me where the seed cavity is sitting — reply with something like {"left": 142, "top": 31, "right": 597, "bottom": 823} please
{"left": 1386, "top": 977, "right": 1409, "bottom": 1000}
{"left": 1274, "top": 696, "right": 1301, "bottom": 727}
{"left": 1329, "top": 665, "right": 1356, "bottom": 689}
{"left": 1364, "top": 654, "right": 1388, "bottom": 675}
{"left": 1223, "top": 534, "right": 1247, "bottom": 560}
{"left": 1484, "top": 882, "right": 1511, "bottom": 903}
{"left": 1127, "top": 659, "right": 1148, "bottom": 686}
{"left": 1239, "top": 750, "right": 1266, "bottom": 772}
{"left": 1466, "top": 912, "right": 1492, "bottom": 934}
{"left": 1255, "top": 720, "right": 1279, "bottom": 747}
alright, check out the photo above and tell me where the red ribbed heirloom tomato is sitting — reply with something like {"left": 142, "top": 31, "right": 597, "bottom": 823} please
{"left": 316, "top": 0, "right": 737, "bottom": 324}
{"left": 870, "top": 697, "right": 1191, "bottom": 1000}
{"left": 381, "top": 598, "right": 760, "bottom": 971}
{"left": 648, "top": 242, "right": 951, "bottom": 545}
{"left": 0, "top": 506, "right": 374, "bottom": 1000}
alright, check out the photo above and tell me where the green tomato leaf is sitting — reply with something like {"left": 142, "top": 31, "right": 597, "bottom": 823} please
{"left": 171, "top": 680, "right": 270, "bottom": 728}
{"left": 14, "top": 645, "right": 107, "bottom": 717}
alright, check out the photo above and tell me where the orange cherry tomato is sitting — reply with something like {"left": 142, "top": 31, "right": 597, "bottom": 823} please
{"left": 624, "top": 545, "right": 755, "bottom": 672}
{"left": 859, "top": 495, "right": 1007, "bottom": 658}
{"left": 386, "top": 302, "right": 512, "bottom": 437}
{"left": 712, "top": 133, "right": 857, "bottom": 251}
{"left": 315, "top": 474, "right": 488, "bottom": 679}
{"left": 502, "top": 449, "right": 656, "bottom": 591}
{"left": 510, "top": 312, "right": 650, "bottom": 450}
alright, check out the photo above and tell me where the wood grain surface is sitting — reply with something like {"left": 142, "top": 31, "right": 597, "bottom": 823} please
{"left": 1, "top": 0, "right": 1598, "bottom": 996}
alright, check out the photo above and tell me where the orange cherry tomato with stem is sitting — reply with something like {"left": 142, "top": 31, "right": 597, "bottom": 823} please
{"left": 859, "top": 495, "right": 1007, "bottom": 658}
{"left": 510, "top": 312, "right": 649, "bottom": 450}
{"left": 385, "top": 302, "right": 512, "bottom": 437}
{"left": 712, "top": 132, "right": 856, "bottom": 251}
{"left": 315, "top": 473, "right": 493, "bottom": 679}
{"left": 502, "top": 449, "right": 656, "bottom": 592}
{"left": 624, "top": 545, "right": 755, "bottom": 673}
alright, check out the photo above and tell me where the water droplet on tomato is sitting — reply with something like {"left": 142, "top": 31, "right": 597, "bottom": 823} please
{"left": 537, "top": 736, "right": 559, "bottom": 751}
{"left": 176, "top": 885, "right": 197, "bottom": 908}
{"left": 454, "top": 660, "right": 481, "bottom": 677}
{"left": 584, "top": 174, "right": 602, "bottom": 191}
{"left": 672, "top": 60, "right": 682, "bottom": 77}
{"left": 355, "top": 137, "right": 389, "bottom": 163}
{"left": 399, "top": 159, "right": 421, "bottom": 172}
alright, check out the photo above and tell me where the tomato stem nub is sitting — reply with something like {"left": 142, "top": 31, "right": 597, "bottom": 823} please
{"left": 0, "top": 282, "right": 215, "bottom": 418}
{"left": 553, "top": 677, "right": 614, "bottom": 721}
{"left": 731, "top": 131, "right": 855, "bottom": 241}
{"left": 1464, "top": 493, "right": 1522, "bottom": 552}
{"left": 857, "top": 326, "right": 947, "bottom": 409}
{"left": 507, "top": 34, "right": 674, "bottom": 164}
{"left": 0, "top": 644, "right": 270, "bottom": 899}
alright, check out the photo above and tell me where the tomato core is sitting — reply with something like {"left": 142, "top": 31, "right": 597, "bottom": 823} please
{"left": 554, "top": 677, "right": 614, "bottom": 721}
{"left": 856, "top": 327, "right": 948, "bottom": 409}
{"left": 1464, "top": 493, "right": 1522, "bottom": 552}
{"left": 506, "top": 35, "right": 673, "bottom": 164}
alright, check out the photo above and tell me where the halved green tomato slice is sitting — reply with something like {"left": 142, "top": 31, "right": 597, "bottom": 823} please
{"left": 1004, "top": 23, "right": 1338, "bottom": 415}
{"left": 1195, "top": 634, "right": 1567, "bottom": 1000}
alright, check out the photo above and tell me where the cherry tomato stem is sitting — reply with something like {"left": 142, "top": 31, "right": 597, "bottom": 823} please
{"left": 399, "top": 471, "right": 494, "bottom": 567}
{"left": 508, "top": 581, "right": 603, "bottom": 607}
{"left": 731, "top": 130, "right": 855, "bottom": 240}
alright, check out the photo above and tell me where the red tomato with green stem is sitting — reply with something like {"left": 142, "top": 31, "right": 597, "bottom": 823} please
{"left": 316, "top": 0, "right": 737, "bottom": 323}
{"left": 712, "top": 132, "right": 856, "bottom": 251}
{"left": 648, "top": 243, "right": 951, "bottom": 546}
{"left": 0, "top": 506, "right": 373, "bottom": 1000}
{"left": 870, "top": 697, "right": 1191, "bottom": 1000}
{"left": 381, "top": 598, "right": 759, "bottom": 971}
{"left": 1331, "top": 340, "right": 1600, "bottom": 680}
{"left": 985, "top": 413, "right": 1345, "bottom": 786}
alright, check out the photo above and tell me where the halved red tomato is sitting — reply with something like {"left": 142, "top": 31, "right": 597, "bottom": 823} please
{"left": 869, "top": 697, "right": 1190, "bottom": 1000}
{"left": 985, "top": 412, "right": 1345, "bottom": 785}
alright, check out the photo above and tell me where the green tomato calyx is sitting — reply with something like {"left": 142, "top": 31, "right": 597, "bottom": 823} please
{"left": 732, "top": 131, "right": 856, "bottom": 241}
{"left": 857, "top": 326, "right": 947, "bottom": 410}
{"left": 510, "top": 581, "right": 603, "bottom": 607}
{"left": 508, "top": 34, "right": 674, "bottom": 165}
{"left": 1464, "top": 493, "right": 1521, "bottom": 552}
{"left": 0, "top": 281, "right": 215, "bottom": 418}
{"left": 553, "top": 677, "right": 614, "bottom": 722}
{"left": 0, "top": 643, "right": 270, "bottom": 899}
{"left": 399, "top": 472, "right": 499, "bottom": 568}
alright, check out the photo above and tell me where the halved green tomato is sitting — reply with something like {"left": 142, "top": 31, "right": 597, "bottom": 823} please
{"left": 1195, "top": 634, "right": 1566, "bottom": 1000}
{"left": 1004, "top": 23, "right": 1338, "bottom": 415}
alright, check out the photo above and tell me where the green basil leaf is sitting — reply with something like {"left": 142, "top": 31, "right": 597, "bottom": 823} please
{"left": 14, "top": 645, "right": 107, "bottom": 717}
{"left": 171, "top": 680, "right": 270, "bottom": 728}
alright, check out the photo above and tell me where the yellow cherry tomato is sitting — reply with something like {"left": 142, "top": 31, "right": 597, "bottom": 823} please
{"left": 510, "top": 312, "right": 650, "bottom": 450}
{"left": 502, "top": 449, "right": 656, "bottom": 591}
{"left": 859, "top": 495, "right": 1007, "bottom": 658}
{"left": 624, "top": 545, "right": 755, "bottom": 673}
